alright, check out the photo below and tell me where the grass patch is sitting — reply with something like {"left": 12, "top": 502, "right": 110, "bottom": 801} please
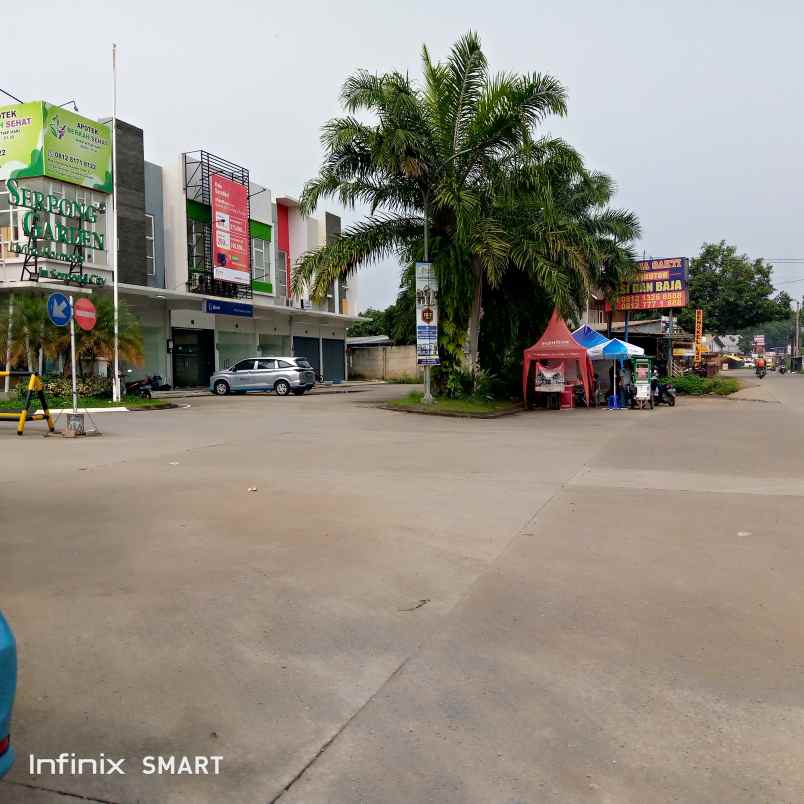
{"left": 0, "top": 395, "right": 170, "bottom": 410}
{"left": 386, "top": 390, "right": 521, "bottom": 416}
{"left": 670, "top": 375, "right": 740, "bottom": 396}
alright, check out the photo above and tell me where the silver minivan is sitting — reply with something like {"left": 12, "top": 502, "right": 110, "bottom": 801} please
{"left": 209, "top": 356, "right": 316, "bottom": 396}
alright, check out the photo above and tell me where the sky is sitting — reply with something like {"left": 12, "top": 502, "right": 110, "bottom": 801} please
{"left": 7, "top": 0, "right": 804, "bottom": 311}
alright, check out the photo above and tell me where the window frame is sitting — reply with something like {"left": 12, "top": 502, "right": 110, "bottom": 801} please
{"left": 145, "top": 213, "right": 155, "bottom": 276}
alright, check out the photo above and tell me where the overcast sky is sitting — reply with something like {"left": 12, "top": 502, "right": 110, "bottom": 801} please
{"left": 7, "top": 0, "right": 804, "bottom": 310}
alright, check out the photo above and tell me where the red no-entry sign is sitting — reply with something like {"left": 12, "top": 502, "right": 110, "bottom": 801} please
{"left": 74, "top": 298, "right": 97, "bottom": 331}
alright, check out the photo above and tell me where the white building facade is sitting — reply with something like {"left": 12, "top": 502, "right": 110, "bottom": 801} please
{"left": 0, "top": 115, "right": 358, "bottom": 388}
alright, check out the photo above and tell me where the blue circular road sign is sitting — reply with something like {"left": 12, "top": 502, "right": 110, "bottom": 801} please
{"left": 47, "top": 293, "right": 72, "bottom": 327}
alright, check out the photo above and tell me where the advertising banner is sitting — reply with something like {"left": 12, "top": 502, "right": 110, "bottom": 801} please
{"left": 694, "top": 308, "right": 704, "bottom": 367}
{"left": 415, "top": 261, "right": 439, "bottom": 366}
{"left": 0, "top": 102, "right": 112, "bottom": 192}
{"left": 0, "top": 102, "right": 46, "bottom": 181}
{"left": 606, "top": 257, "right": 689, "bottom": 311}
{"left": 42, "top": 103, "right": 113, "bottom": 193}
{"left": 211, "top": 174, "right": 251, "bottom": 285}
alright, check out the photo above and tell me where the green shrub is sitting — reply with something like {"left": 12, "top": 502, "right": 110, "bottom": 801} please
{"left": 668, "top": 374, "right": 738, "bottom": 396}
{"left": 17, "top": 375, "right": 112, "bottom": 400}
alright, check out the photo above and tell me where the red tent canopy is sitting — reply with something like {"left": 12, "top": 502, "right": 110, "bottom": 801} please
{"left": 522, "top": 309, "right": 594, "bottom": 406}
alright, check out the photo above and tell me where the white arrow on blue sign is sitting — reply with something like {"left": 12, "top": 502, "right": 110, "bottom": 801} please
{"left": 47, "top": 293, "right": 72, "bottom": 327}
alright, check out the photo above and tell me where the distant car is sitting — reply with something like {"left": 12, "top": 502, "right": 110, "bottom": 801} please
{"left": 743, "top": 360, "right": 754, "bottom": 368}
{"left": 209, "top": 357, "right": 316, "bottom": 396}
{"left": 0, "top": 612, "right": 16, "bottom": 779}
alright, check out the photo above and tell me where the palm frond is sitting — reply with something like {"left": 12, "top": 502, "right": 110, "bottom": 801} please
{"left": 292, "top": 215, "right": 423, "bottom": 300}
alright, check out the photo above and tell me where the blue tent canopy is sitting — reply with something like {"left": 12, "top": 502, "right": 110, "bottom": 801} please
{"left": 588, "top": 337, "right": 646, "bottom": 360}
{"left": 571, "top": 325, "right": 609, "bottom": 349}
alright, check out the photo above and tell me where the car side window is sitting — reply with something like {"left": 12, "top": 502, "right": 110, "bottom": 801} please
{"left": 233, "top": 360, "right": 255, "bottom": 372}
{"left": 257, "top": 359, "right": 277, "bottom": 370}
{"left": 277, "top": 360, "right": 294, "bottom": 368}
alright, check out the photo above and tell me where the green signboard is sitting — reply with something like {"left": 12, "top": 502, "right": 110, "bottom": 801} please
{"left": 0, "top": 101, "right": 112, "bottom": 193}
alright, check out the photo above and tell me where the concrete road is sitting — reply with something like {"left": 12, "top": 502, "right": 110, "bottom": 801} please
{"left": 1, "top": 375, "right": 802, "bottom": 803}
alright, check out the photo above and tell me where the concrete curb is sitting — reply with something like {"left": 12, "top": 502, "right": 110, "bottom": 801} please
{"left": 377, "top": 403, "right": 524, "bottom": 419}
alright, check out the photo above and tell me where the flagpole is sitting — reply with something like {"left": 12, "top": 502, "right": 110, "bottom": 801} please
{"left": 111, "top": 43, "right": 120, "bottom": 401}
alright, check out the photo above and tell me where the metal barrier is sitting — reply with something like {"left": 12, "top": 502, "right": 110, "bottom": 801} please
{"left": 0, "top": 372, "right": 55, "bottom": 436}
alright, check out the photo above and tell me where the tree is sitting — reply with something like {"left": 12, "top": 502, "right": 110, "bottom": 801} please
{"left": 678, "top": 242, "right": 792, "bottom": 335}
{"left": 736, "top": 318, "right": 797, "bottom": 354}
{"left": 293, "top": 32, "right": 639, "bottom": 392}
{"left": 51, "top": 294, "right": 144, "bottom": 376}
{"left": 347, "top": 281, "right": 416, "bottom": 344}
{"left": 293, "top": 33, "right": 577, "bottom": 372}
{"left": 0, "top": 292, "right": 143, "bottom": 376}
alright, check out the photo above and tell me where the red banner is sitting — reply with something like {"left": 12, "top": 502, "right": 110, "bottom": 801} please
{"left": 211, "top": 174, "right": 250, "bottom": 285}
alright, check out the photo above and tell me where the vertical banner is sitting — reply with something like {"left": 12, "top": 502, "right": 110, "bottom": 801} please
{"left": 415, "top": 261, "right": 439, "bottom": 366}
{"left": 694, "top": 308, "right": 703, "bottom": 367}
{"left": 211, "top": 174, "right": 250, "bottom": 285}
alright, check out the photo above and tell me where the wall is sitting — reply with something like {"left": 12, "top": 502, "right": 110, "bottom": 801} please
{"left": 144, "top": 161, "right": 165, "bottom": 289}
{"left": 276, "top": 203, "right": 290, "bottom": 298}
{"left": 114, "top": 120, "right": 146, "bottom": 286}
{"left": 162, "top": 158, "right": 188, "bottom": 292}
{"left": 348, "top": 345, "right": 422, "bottom": 381}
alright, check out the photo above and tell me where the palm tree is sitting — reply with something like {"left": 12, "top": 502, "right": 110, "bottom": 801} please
{"left": 0, "top": 294, "right": 62, "bottom": 371}
{"left": 293, "top": 32, "right": 571, "bottom": 371}
{"left": 51, "top": 294, "right": 143, "bottom": 376}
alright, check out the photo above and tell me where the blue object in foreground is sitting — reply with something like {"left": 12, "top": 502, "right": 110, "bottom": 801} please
{"left": 47, "top": 292, "right": 72, "bottom": 327}
{"left": 0, "top": 611, "right": 16, "bottom": 779}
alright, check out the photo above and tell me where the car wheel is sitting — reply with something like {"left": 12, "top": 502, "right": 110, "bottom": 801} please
{"left": 274, "top": 380, "right": 291, "bottom": 396}
{"left": 292, "top": 388, "right": 305, "bottom": 396}
{"left": 213, "top": 380, "right": 230, "bottom": 396}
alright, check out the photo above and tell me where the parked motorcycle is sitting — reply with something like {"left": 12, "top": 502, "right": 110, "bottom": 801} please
{"left": 121, "top": 373, "right": 170, "bottom": 399}
{"left": 653, "top": 381, "right": 676, "bottom": 406}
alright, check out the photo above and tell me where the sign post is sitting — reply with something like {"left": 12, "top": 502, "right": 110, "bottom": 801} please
{"left": 415, "top": 261, "right": 439, "bottom": 403}
{"left": 69, "top": 295, "right": 78, "bottom": 415}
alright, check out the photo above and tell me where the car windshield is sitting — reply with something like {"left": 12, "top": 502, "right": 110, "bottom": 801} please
{"left": 295, "top": 359, "right": 312, "bottom": 369}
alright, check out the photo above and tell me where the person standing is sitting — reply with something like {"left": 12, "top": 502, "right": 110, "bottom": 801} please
{"left": 620, "top": 360, "right": 633, "bottom": 407}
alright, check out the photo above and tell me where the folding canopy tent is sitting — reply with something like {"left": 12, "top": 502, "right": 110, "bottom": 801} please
{"left": 587, "top": 338, "right": 645, "bottom": 409}
{"left": 571, "top": 325, "right": 609, "bottom": 349}
{"left": 587, "top": 338, "right": 645, "bottom": 360}
{"left": 522, "top": 310, "right": 594, "bottom": 406}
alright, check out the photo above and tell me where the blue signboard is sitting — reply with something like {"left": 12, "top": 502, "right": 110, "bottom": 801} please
{"left": 205, "top": 300, "right": 253, "bottom": 318}
{"left": 47, "top": 293, "right": 72, "bottom": 327}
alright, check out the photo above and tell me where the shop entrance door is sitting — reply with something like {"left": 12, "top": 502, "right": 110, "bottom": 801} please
{"left": 172, "top": 328, "right": 215, "bottom": 387}
{"left": 293, "top": 336, "right": 321, "bottom": 378}
{"left": 322, "top": 338, "right": 345, "bottom": 382}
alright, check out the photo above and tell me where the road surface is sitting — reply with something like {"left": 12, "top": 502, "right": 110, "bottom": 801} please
{"left": 1, "top": 373, "right": 803, "bottom": 803}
